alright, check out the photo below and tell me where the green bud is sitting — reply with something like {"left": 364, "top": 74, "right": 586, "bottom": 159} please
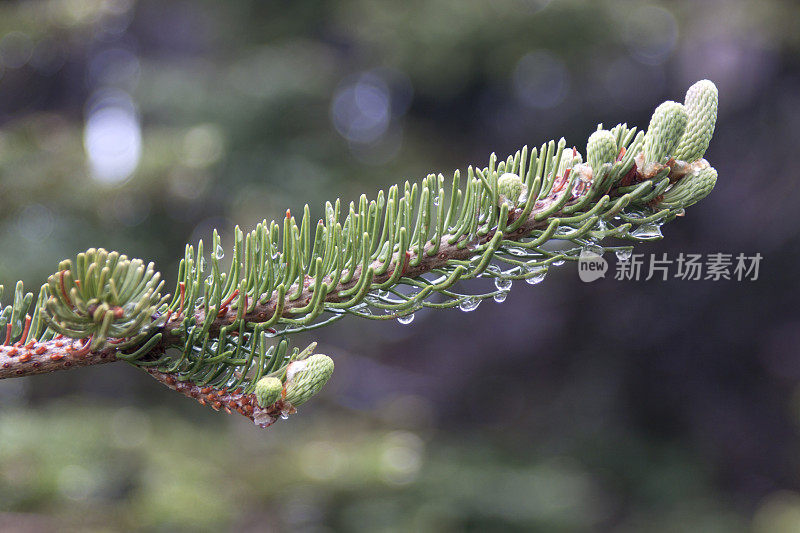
{"left": 283, "top": 353, "right": 334, "bottom": 407}
{"left": 657, "top": 160, "right": 717, "bottom": 209}
{"left": 41, "top": 248, "right": 168, "bottom": 350}
{"left": 497, "top": 172, "right": 524, "bottom": 207}
{"left": 586, "top": 129, "right": 618, "bottom": 171}
{"left": 643, "top": 101, "right": 688, "bottom": 164}
{"left": 556, "top": 148, "right": 582, "bottom": 177}
{"left": 255, "top": 376, "right": 283, "bottom": 407}
{"left": 673, "top": 80, "right": 718, "bottom": 162}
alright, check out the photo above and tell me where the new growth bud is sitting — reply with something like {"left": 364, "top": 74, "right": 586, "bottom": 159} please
{"left": 657, "top": 159, "right": 717, "bottom": 209}
{"left": 282, "top": 353, "right": 334, "bottom": 407}
{"left": 497, "top": 172, "right": 524, "bottom": 207}
{"left": 255, "top": 376, "right": 283, "bottom": 407}
{"left": 586, "top": 129, "right": 618, "bottom": 172}
{"left": 673, "top": 80, "right": 718, "bottom": 162}
{"left": 556, "top": 149, "right": 582, "bottom": 177}
{"left": 41, "top": 248, "right": 168, "bottom": 350}
{"left": 643, "top": 101, "right": 688, "bottom": 164}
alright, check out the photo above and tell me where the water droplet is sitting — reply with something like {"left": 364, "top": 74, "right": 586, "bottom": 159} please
{"left": 459, "top": 298, "right": 480, "bottom": 312}
{"left": 508, "top": 247, "right": 527, "bottom": 257}
{"left": 397, "top": 313, "right": 415, "bottom": 325}
{"left": 215, "top": 244, "right": 224, "bottom": 259}
{"left": 631, "top": 223, "right": 663, "bottom": 240}
{"left": 198, "top": 257, "right": 207, "bottom": 270}
{"left": 595, "top": 219, "right": 608, "bottom": 232}
{"left": 615, "top": 249, "right": 633, "bottom": 261}
{"left": 493, "top": 291, "right": 508, "bottom": 303}
{"left": 525, "top": 267, "right": 548, "bottom": 285}
{"left": 280, "top": 412, "right": 290, "bottom": 420}
{"left": 494, "top": 278, "right": 512, "bottom": 291}
{"left": 433, "top": 196, "right": 440, "bottom": 206}
{"left": 553, "top": 259, "right": 565, "bottom": 266}
{"left": 581, "top": 244, "right": 604, "bottom": 256}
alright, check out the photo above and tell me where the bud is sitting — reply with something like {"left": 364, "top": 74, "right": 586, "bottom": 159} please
{"left": 556, "top": 148, "right": 582, "bottom": 177}
{"left": 657, "top": 160, "right": 717, "bottom": 209}
{"left": 586, "top": 129, "right": 618, "bottom": 172}
{"left": 497, "top": 172, "right": 524, "bottom": 207}
{"left": 673, "top": 80, "right": 718, "bottom": 162}
{"left": 42, "top": 248, "right": 167, "bottom": 350}
{"left": 282, "top": 353, "right": 334, "bottom": 407}
{"left": 254, "top": 376, "right": 283, "bottom": 407}
{"left": 643, "top": 101, "right": 688, "bottom": 164}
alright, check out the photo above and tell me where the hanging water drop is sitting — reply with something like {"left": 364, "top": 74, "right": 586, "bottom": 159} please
{"left": 397, "top": 313, "right": 415, "bottom": 325}
{"left": 631, "top": 223, "right": 663, "bottom": 240}
{"left": 215, "top": 244, "right": 225, "bottom": 259}
{"left": 493, "top": 291, "right": 508, "bottom": 303}
{"left": 525, "top": 267, "right": 548, "bottom": 285}
{"left": 494, "top": 277, "right": 512, "bottom": 291}
{"left": 553, "top": 259, "right": 565, "bottom": 266}
{"left": 459, "top": 298, "right": 480, "bottom": 312}
{"left": 615, "top": 249, "right": 633, "bottom": 261}
{"left": 433, "top": 196, "right": 440, "bottom": 206}
{"left": 581, "top": 244, "right": 604, "bottom": 257}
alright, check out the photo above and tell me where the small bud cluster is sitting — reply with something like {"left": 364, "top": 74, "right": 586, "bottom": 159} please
{"left": 254, "top": 352, "right": 334, "bottom": 408}
{"left": 41, "top": 248, "right": 169, "bottom": 350}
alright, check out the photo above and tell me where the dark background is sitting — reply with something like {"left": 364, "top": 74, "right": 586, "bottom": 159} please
{"left": 1, "top": 0, "right": 799, "bottom": 531}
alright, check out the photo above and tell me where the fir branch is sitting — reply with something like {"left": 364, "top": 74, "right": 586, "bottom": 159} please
{"left": 0, "top": 80, "right": 720, "bottom": 428}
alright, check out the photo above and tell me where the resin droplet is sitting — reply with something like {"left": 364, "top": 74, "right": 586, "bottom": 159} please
{"left": 459, "top": 298, "right": 480, "bottom": 312}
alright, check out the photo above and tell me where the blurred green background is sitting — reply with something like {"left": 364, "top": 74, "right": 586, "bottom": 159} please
{"left": 2, "top": 0, "right": 800, "bottom": 531}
